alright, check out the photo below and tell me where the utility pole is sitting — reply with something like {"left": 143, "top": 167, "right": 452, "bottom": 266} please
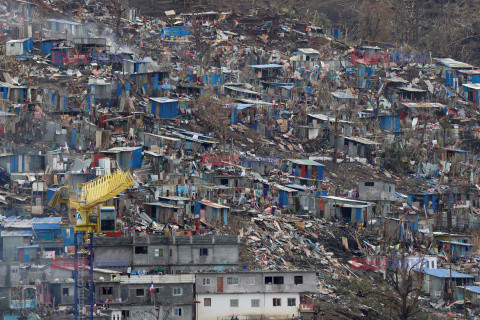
{"left": 448, "top": 234, "right": 453, "bottom": 304}
{"left": 333, "top": 110, "right": 338, "bottom": 164}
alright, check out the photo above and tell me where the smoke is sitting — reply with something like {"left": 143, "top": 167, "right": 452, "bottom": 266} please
{"left": 83, "top": 21, "right": 136, "bottom": 55}
{"left": 140, "top": 56, "right": 160, "bottom": 71}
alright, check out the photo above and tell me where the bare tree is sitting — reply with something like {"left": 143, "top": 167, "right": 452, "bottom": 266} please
{"left": 362, "top": 239, "right": 426, "bottom": 320}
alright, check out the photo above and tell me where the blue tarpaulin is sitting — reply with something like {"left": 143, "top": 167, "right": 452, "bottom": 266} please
{"left": 160, "top": 26, "right": 190, "bottom": 38}
{"left": 130, "top": 147, "right": 142, "bottom": 169}
{"left": 379, "top": 115, "right": 401, "bottom": 132}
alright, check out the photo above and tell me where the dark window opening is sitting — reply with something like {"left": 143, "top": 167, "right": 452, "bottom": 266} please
{"left": 294, "top": 276, "right": 303, "bottom": 285}
{"left": 134, "top": 246, "right": 148, "bottom": 254}
{"left": 273, "top": 276, "right": 284, "bottom": 284}
{"left": 365, "top": 181, "right": 374, "bottom": 187}
{"left": 200, "top": 248, "right": 208, "bottom": 256}
{"left": 136, "top": 289, "right": 144, "bottom": 296}
{"left": 265, "top": 277, "right": 273, "bottom": 284}
{"left": 102, "top": 287, "right": 113, "bottom": 295}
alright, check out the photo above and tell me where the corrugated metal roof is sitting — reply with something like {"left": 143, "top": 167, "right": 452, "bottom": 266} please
{"left": 402, "top": 102, "right": 446, "bottom": 108}
{"left": 48, "top": 19, "right": 81, "bottom": 25}
{"left": 298, "top": 48, "right": 319, "bottom": 54}
{"left": 145, "top": 133, "right": 181, "bottom": 142}
{"left": 319, "top": 195, "right": 371, "bottom": 206}
{"left": 438, "top": 240, "right": 473, "bottom": 246}
{"left": 149, "top": 97, "right": 178, "bottom": 103}
{"left": 341, "top": 135, "right": 380, "bottom": 145}
{"left": 274, "top": 184, "right": 298, "bottom": 192}
{"left": 285, "top": 184, "right": 314, "bottom": 191}
{"left": 331, "top": 91, "right": 356, "bottom": 99}
{"left": 199, "top": 200, "right": 230, "bottom": 209}
{"left": 225, "top": 86, "right": 261, "bottom": 95}
{"left": 16, "top": 244, "right": 39, "bottom": 249}
{"left": 458, "top": 70, "right": 480, "bottom": 75}
{"left": 396, "top": 87, "right": 426, "bottom": 92}
{"left": 466, "top": 286, "right": 480, "bottom": 294}
{"left": 104, "top": 146, "right": 142, "bottom": 153}
{"left": 308, "top": 113, "right": 353, "bottom": 124}
{"left": 288, "top": 159, "right": 325, "bottom": 166}
{"left": 145, "top": 202, "right": 178, "bottom": 208}
{"left": 248, "top": 64, "right": 284, "bottom": 69}
{"left": 435, "top": 58, "right": 474, "bottom": 69}
{"left": 463, "top": 83, "right": 480, "bottom": 90}
{"left": 224, "top": 103, "right": 255, "bottom": 110}
{"left": 425, "top": 268, "right": 473, "bottom": 278}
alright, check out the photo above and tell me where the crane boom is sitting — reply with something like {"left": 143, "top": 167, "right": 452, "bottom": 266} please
{"left": 76, "top": 169, "right": 135, "bottom": 209}
{"left": 48, "top": 169, "right": 135, "bottom": 233}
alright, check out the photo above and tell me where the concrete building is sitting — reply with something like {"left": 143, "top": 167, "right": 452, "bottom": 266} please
{"left": 95, "top": 274, "right": 195, "bottom": 320}
{"left": 92, "top": 235, "right": 239, "bottom": 273}
{"left": 358, "top": 180, "right": 395, "bottom": 202}
{"left": 196, "top": 271, "right": 317, "bottom": 320}
{"left": 358, "top": 179, "right": 396, "bottom": 217}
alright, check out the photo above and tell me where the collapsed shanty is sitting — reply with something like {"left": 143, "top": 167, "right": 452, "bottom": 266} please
{"left": 0, "top": 0, "right": 480, "bottom": 319}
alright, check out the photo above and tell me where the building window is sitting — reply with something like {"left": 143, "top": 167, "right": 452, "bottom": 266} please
{"left": 173, "top": 288, "right": 182, "bottom": 296}
{"left": 389, "top": 186, "right": 392, "bottom": 192}
{"left": 230, "top": 299, "right": 239, "bottom": 307}
{"left": 273, "top": 298, "right": 281, "bottom": 306}
{"left": 365, "top": 181, "right": 374, "bottom": 187}
{"left": 136, "top": 289, "right": 144, "bottom": 296}
{"left": 251, "top": 299, "right": 260, "bottom": 307}
{"left": 154, "top": 249, "right": 163, "bottom": 257}
{"left": 170, "top": 249, "right": 173, "bottom": 256}
{"left": 265, "top": 276, "right": 284, "bottom": 284}
{"left": 273, "top": 276, "right": 284, "bottom": 284}
{"left": 200, "top": 248, "right": 208, "bottom": 256}
{"left": 203, "top": 278, "right": 211, "bottom": 285}
{"left": 121, "top": 310, "right": 130, "bottom": 318}
{"left": 294, "top": 276, "right": 303, "bottom": 285}
{"left": 227, "top": 277, "right": 239, "bottom": 285}
{"left": 172, "top": 308, "right": 183, "bottom": 316}
{"left": 102, "top": 287, "right": 113, "bottom": 295}
{"left": 204, "top": 298, "right": 211, "bottom": 306}
{"left": 287, "top": 298, "right": 296, "bottom": 306}
{"left": 134, "top": 246, "right": 148, "bottom": 254}
{"left": 245, "top": 277, "right": 255, "bottom": 285}
{"left": 62, "top": 288, "right": 69, "bottom": 296}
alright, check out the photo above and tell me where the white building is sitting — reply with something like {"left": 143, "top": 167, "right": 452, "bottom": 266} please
{"left": 6, "top": 38, "right": 32, "bottom": 56}
{"left": 392, "top": 255, "right": 438, "bottom": 271}
{"left": 195, "top": 271, "right": 317, "bottom": 320}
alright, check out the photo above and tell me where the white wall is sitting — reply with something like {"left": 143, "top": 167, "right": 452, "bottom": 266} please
{"left": 6, "top": 42, "right": 23, "bottom": 56}
{"left": 197, "top": 293, "right": 300, "bottom": 320}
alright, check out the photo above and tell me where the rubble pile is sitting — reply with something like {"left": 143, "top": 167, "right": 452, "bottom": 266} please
{"left": 0, "top": 0, "right": 480, "bottom": 318}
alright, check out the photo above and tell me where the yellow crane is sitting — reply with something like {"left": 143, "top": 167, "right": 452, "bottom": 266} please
{"left": 48, "top": 168, "right": 135, "bottom": 233}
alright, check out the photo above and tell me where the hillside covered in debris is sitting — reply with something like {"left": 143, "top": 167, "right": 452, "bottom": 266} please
{"left": 0, "top": 0, "right": 479, "bottom": 320}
